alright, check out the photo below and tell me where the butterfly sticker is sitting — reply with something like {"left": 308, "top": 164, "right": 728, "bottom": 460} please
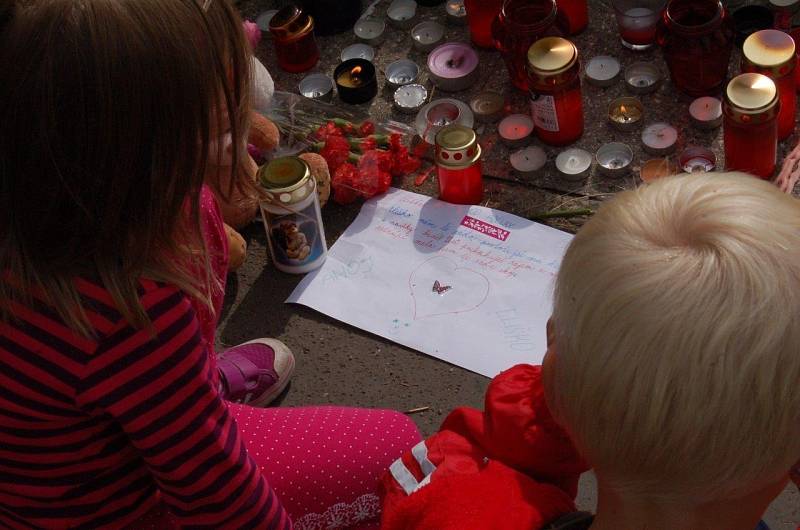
{"left": 432, "top": 280, "right": 452, "bottom": 295}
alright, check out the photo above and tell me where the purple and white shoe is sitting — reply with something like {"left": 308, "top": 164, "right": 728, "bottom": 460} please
{"left": 217, "top": 339, "right": 295, "bottom": 407}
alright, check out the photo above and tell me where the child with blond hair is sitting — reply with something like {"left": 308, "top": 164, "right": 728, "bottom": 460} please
{"left": 382, "top": 172, "right": 800, "bottom": 530}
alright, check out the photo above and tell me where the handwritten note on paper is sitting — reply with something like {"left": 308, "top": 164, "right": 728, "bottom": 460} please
{"left": 287, "top": 188, "right": 573, "bottom": 378}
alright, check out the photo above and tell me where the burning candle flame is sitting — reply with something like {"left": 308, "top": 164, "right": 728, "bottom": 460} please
{"left": 351, "top": 66, "right": 363, "bottom": 76}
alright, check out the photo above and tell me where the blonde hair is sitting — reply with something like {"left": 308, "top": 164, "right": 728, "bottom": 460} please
{"left": 545, "top": 172, "right": 800, "bottom": 504}
{"left": 0, "top": 0, "right": 250, "bottom": 334}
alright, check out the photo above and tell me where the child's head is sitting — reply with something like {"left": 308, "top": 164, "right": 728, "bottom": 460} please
{"left": 0, "top": 0, "right": 250, "bottom": 330}
{"left": 544, "top": 172, "right": 800, "bottom": 507}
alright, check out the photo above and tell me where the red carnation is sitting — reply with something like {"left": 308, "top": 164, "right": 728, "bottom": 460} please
{"left": 332, "top": 163, "right": 360, "bottom": 204}
{"left": 320, "top": 135, "right": 351, "bottom": 173}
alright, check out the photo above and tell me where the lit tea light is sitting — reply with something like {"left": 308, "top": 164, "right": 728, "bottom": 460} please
{"left": 679, "top": 146, "right": 716, "bottom": 173}
{"left": 608, "top": 97, "right": 644, "bottom": 132}
{"left": 470, "top": 91, "right": 505, "bottom": 123}
{"left": 624, "top": 62, "right": 662, "bottom": 94}
{"left": 510, "top": 146, "right": 547, "bottom": 178}
{"left": 596, "top": 142, "right": 634, "bottom": 177}
{"left": 354, "top": 18, "right": 386, "bottom": 45}
{"left": 387, "top": 0, "right": 418, "bottom": 29}
{"left": 412, "top": 21, "right": 446, "bottom": 52}
{"left": 256, "top": 10, "right": 278, "bottom": 32}
{"left": 640, "top": 158, "right": 680, "bottom": 183}
{"left": 498, "top": 114, "right": 534, "bottom": 147}
{"left": 334, "top": 59, "right": 378, "bottom": 104}
{"left": 341, "top": 43, "right": 375, "bottom": 62}
{"left": 298, "top": 73, "right": 335, "bottom": 102}
{"left": 689, "top": 96, "right": 723, "bottom": 130}
{"left": 427, "top": 42, "right": 480, "bottom": 92}
{"left": 555, "top": 148, "right": 592, "bottom": 181}
{"left": 393, "top": 84, "right": 428, "bottom": 114}
{"left": 585, "top": 55, "right": 621, "bottom": 87}
{"left": 385, "top": 59, "right": 419, "bottom": 88}
{"left": 641, "top": 122, "right": 678, "bottom": 156}
{"left": 446, "top": 0, "right": 467, "bottom": 25}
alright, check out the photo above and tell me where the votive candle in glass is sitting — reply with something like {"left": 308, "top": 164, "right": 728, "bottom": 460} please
{"left": 659, "top": 0, "right": 735, "bottom": 97}
{"left": 435, "top": 125, "right": 484, "bottom": 204}
{"left": 527, "top": 37, "right": 584, "bottom": 146}
{"left": 742, "top": 29, "right": 797, "bottom": 140}
{"left": 268, "top": 5, "right": 320, "bottom": 73}
{"left": 464, "top": 0, "right": 504, "bottom": 48}
{"left": 613, "top": 0, "right": 665, "bottom": 51}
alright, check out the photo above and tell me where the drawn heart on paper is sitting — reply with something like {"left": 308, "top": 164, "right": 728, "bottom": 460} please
{"left": 409, "top": 256, "right": 490, "bottom": 320}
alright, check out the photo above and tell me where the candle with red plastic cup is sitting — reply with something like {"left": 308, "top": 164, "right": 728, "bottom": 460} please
{"left": 435, "top": 125, "right": 483, "bottom": 205}
{"left": 659, "top": 0, "right": 735, "bottom": 97}
{"left": 268, "top": 5, "right": 320, "bottom": 73}
{"left": 723, "top": 73, "right": 779, "bottom": 179}
{"left": 557, "top": 0, "right": 588, "bottom": 35}
{"left": 527, "top": 37, "right": 584, "bottom": 146}
{"left": 491, "top": 0, "right": 564, "bottom": 91}
{"left": 613, "top": 0, "right": 665, "bottom": 51}
{"left": 464, "top": 0, "right": 504, "bottom": 48}
{"left": 742, "top": 30, "right": 796, "bottom": 140}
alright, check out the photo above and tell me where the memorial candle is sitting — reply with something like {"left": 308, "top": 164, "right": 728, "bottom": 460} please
{"left": 334, "top": 59, "right": 378, "bottom": 104}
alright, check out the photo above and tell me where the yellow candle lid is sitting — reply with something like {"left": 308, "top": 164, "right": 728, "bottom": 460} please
{"left": 527, "top": 37, "right": 578, "bottom": 76}
{"left": 743, "top": 29, "right": 795, "bottom": 68}
{"left": 259, "top": 156, "right": 311, "bottom": 192}
{"left": 725, "top": 73, "right": 778, "bottom": 112}
{"left": 435, "top": 125, "right": 481, "bottom": 169}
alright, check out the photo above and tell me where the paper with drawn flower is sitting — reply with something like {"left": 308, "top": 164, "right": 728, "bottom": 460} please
{"left": 287, "top": 188, "right": 573, "bottom": 378}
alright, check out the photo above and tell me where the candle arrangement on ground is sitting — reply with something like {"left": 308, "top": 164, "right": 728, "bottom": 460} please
{"left": 334, "top": 59, "right": 378, "bottom": 104}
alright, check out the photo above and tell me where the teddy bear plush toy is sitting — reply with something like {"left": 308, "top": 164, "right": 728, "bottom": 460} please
{"left": 208, "top": 56, "right": 331, "bottom": 271}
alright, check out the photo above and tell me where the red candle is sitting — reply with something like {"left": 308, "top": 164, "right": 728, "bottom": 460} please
{"left": 268, "top": 5, "right": 320, "bottom": 73}
{"left": 724, "top": 73, "right": 779, "bottom": 179}
{"left": 464, "top": 0, "right": 504, "bottom": 48}
{"left": 658, "top": 0, "right": 735, "bottom": 96}
{"left": 790, "top": 28, "right": 800, "bottom": 91}
{"left": 742, "top": 30, "right": 796, "bottom": 140}
{"left": 527, "top": 37, "right": 584, "bottom": 146}
{"left": 557, "top": 0, "right": 588, "bottom": 35}
{"left": 435, "top": 125, "right": 483, "bottom": 205}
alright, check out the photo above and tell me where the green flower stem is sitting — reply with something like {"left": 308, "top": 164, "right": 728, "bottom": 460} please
{"left": 528, "top": 208, "right": 593, "bottom": 221}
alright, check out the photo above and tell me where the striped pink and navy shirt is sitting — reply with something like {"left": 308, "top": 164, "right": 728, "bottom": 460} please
{"left": 0, "top": 277, "right": 290, "bottom": 529}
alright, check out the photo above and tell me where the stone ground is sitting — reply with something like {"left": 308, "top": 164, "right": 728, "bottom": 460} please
{"left": 225, "top": 0, "right": 800, "bottom": 526}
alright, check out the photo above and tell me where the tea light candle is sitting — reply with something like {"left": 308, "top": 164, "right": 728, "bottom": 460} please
{"left": 596, "top": 142, "right": 634, "bottom": 177}
{"left": 256, "top": 9, "right": 278, "bottom": 31}
{"left": 427, "top": 43, "right": 480, "bottom": 92}
{"left": 689, "top": 96, "right": 723, "bottom": 130}
{"left": 555, "top": 148, "right": 592, "bottom": 181}
{"left": 416, "top": 98, "right": 474, "bottom": 143}
{"left": 641, "top": 122, "right": 678, "bottom": 156}
{"left": 341, "top": 43, "right": 375, "bottom": 62}
{"left": 298, "top": 73, "right": 335, "bottom": 102}
{"left": 446, "top": 0, "right": 468, "bottom": 25}
{"left": 354, "top": 18, "right": 386, "bottom": 45}
{"left": 412, "top": 21, "right": 446, "bottom": 52}
{"left": 498, "top": 114, "right": 534, "bottom": 147}
{"left": 470, "top": 91, "right": 505, "bottom": 123}
{"left": 510, "top": 146, "right": 547, "bottom": 178}
{"left": 585, "top": 56, "right": 621, "bottom": 87}
{"left": 640, "top": 158, "right": 679, "bottom": 183}
{"left": 679, "top": 146, "right": 716, "bottom": 173}
{"left": 387, "top": 0, "right": 418, "bottom": 29}
{"left": 394, "top": 84, "right": 428, "bottom": 114}
{"left": 608, "top": 97, "right": 644, "bottom": 132}
{"left": 625, "top": 62, "right": 662, "bottom": 94}
{"left": 385, "top": 59, "right": 419, "bottom": 88}
{"left": 334, "top": 58, "right": 378, "bottom": 104}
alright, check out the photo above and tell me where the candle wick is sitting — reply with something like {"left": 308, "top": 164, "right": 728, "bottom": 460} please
{"left": 447, "top": 55, "right": 465, "bottom": 69}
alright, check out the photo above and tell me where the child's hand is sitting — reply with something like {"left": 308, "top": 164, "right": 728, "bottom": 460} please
{"left": 775, "top": 140, "right": 800, "bottom": 193}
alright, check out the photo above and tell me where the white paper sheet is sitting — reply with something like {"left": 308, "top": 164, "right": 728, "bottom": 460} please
{"left": 287, "top": 188, "right": 573, "bottom": 378}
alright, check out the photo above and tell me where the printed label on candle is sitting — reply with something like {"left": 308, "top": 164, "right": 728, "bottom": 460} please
{"left": 530, "top": 94, "right": 559, "bottom": 132}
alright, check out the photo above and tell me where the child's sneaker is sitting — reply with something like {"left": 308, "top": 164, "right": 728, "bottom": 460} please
{"left": 217, "top": 338, "right": 295, "bottom": 407}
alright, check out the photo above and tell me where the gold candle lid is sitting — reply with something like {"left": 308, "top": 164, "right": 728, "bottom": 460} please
{"left": 527, "top": 37, "right": 578, "bottom": 76}
{"left": 725, "top": 73, "right": 778, "bottom": 113}
{"left": 435, "top": 125, "right": 481, "bottom": 169}
{"left": 769, "top": 0, "right": 799, "bottom": 7}
{"left": 742, "top": 30, "right": 795, "bottom": 70}
{"left": 269, "top": 5, "right": 314, "bottom": 40}
{"left": 259, "top": 156, "right": 311, "bottom": 192}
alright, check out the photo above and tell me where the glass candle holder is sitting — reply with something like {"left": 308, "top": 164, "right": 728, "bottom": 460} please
{"left": 435, "top": 125, "right": 484, "bottom": 205}
{"left": 771, "top": 0, "right": 800, "bottom": 32}
{"left": 492, "top": 0, "right": 565, "bottom": 91}
{"left": 658, "top": 0, "right": 735, "bottom": 96}
{"left": 557, "top": 0, "right": 588, "bottom": 35}
{"left": 464, "top": 0, "right": 504, "bottom": 48}
{"left": 268, "top": 5, "right": 320, "bottom": 73}
{"left": 613, "top": 0, "right": 665, "bottom": 51}
{"left": 742, "top": 29, "right": 797, "bottom": 140}
{"left": 723, "top": 73, "right": 779, "bottom": 179}
{"left": 527, "top": 37, "right": 584, "bottom": 146}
